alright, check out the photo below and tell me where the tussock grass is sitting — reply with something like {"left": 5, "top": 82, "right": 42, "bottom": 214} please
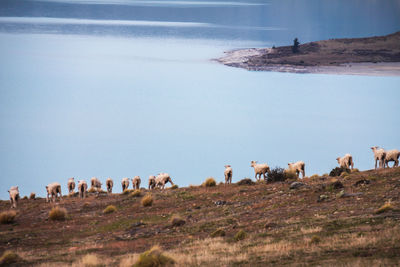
{"left": 0, "top": 210, "right": 17, "bottom": 224}
{"left": 30, "top": 192, "right": 36, "bottom": 199}
{"left": 284, "top": 170, "right": 297, "bottom": 180}
{"left": 310, "top": 235, "right": 321, "bottom": 244}
{"left": 123, "top": 189, "right": 134, "bottom": 195}
{"left": 234, "top": 230, "right": 247, "bottom": 241}
{"left": 141, "top": 194, "right": 153, "bottom": 207}
{"left": 310, "top": 174, "right": 319, "bottom": 179}
{"left": 351, "top": 168, "right": 360, "bottom": 173}
{"left": 88, "top": 187, "right": 97, "bottom": 193}
{"left": 375, "top": 201, "right": 394, "bottom": 214}
{"left": 49, "top": 206, "right": 67, "bottom": 221}
{"left": 133, "top": 246, "right": 175, "bottom": 267}
{"left": 130, "top": 190, "right": 141, "bottom": 198}
{"left": 210, "top": 228, "right": 226, "bottom": 238}
{"left": 80, "top": 254, "right": 101, "bottom": 267}
{"left": 0, "top": 250, "right": 21, "bottom": 265}
{"left": 170, "top": 184, "right": 179, "bottom": 190}
{"left": 170, "top": 214, "right": 185, "bottom": 227}
{"left": 103, "top": 205, "right": 117, "bottom": 214}
{"left": 204, "top": 177, "right": 216, "bottom": 187}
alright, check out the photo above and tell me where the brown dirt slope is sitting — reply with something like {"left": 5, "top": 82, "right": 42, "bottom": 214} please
{"left": 1, "top": 168, "right": 400, "bottom": 266}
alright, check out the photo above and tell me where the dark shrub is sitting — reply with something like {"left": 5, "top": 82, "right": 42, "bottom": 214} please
{"left": 267, "top": 167, "right": 286, "bottom": 182}
{"left": 292, "top": 38, "right": 300, "bottom": 53}
{"left": 329, "top": 167, "right": 350, "bottom": 177}
{"left": 237, "top": 178, "right": 255, "bottom": 185}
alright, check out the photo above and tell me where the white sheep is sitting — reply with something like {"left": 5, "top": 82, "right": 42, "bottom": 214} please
{"left": 371, "top": 146, "right": 386, "bottom": 169}
{"left": 78, "top": 180, "right": 88, "bottom": 199}
{"left": 224, "top": 165, "right": 233, "bottom": 184}
{"left": 46, "top": 182, "right": 63, "bottom": 202}
{"left": 336, "top": 154, "right": 354, "bottom": 169}
{"left": 250, "top": 161, "right": 270, "bottom": 181}
{"left": 106, "top": 178, "right": 113, "bottom": 194}
{"left": 132, "top": 176, "right": 141, "bottom": 190}
{"left": 148, "top": 175, "right": 156, "bottom": 190}
{"left": 384, "top": 149, "right": 400, "bottom": 168}
{"left": 8, "top": 186, "right": 20, "bottom": 209}
{"left": 121, "top": 177, "right": 130, "bottom": 192}
{"left": 288, "top": 161, "right": 305, "bottom": 179}
{"left": 67, "top": 177, "right": 75, "bottom": 195}
{"left": 90, "top": 177, "right": 102, "bottom": 193}
{"left": 156, "top": 173, "right": 174, "bottom": 189}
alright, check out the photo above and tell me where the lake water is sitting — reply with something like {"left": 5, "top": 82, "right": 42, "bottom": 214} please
{"left": 1, "top": 0, "right": 400, "bottom": 199}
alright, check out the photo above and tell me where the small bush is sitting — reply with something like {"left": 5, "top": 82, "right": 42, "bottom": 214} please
{"left": 267, "top": 167, "right": 286, "bottom": 182}
{"left": 170, "top": 214, "right": 185, "bottom": 227}
{"left": 292, "top": 37, "right": 300, "bottom": 53}
{"left": 351, "top": 168, "right": 360, "bottom": 173}
{"left": 170, "top": 184, "right": 178, "bottom": 190}
{"left": 234, "top": 230, "right": 247, "bottom": 241}
{"left": 310, "top": 235, "right": 321, "bottom": 244}
{"left": 133, "top": 246, "right": 175, "bottom": 267}
{"left": 22, "top": 196, "right": 28, "bottom": 200}
{"left": 284, "top": 170, "right": 298, "bottom": 180}
{"left": 210, "top": 228, "right": 226, "bottom": 238}
{"left": 237, "top": 178, "right": 255, "bottom": 185}
{"left": 123, "top": 189, "right": 134, "bottom": 195}
{"left": 0, "top": 250, "right": 21, "bottom": 265}
{"left": 329, "top": 167, "right": 350, "bottom": 177}
{"left": 340, "top": 172, "right": 349, "bottom": 178}
{"left": 322, "top": 173, "right": 329, "bottom": 177}
{"left": 29, "top": 193, "right": 36, "bottom": 199}
{"left": 204, "top": 177, "right": 216, "bottom": 187}
{"left": 103, "top": 205, "right": 117, "bottom": 214}
{"left": 0, "top": 210, "right": 17, "bottom": 224}
{"left": 310, "top": 174, "right": 319, "bottom": 179}
{"left": 142, "top": 194, "right": 153, "bottom": 207}
{"left": 49, "top": 206, "right": 67, "bottom": 221}
{"left": 130, "top": 190, "right": 142, "bottom": 198}
{"left": 375, "top": 201, "right": 394, "bottom": 214}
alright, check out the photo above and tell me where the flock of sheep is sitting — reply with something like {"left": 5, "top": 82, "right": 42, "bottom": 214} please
{"left": 6, "top": 146, "right": 400, "bottom": 209}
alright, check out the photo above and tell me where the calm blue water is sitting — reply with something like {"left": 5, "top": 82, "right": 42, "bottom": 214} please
{"left": 1, "top": 0, "right": 400, "bottom": 199}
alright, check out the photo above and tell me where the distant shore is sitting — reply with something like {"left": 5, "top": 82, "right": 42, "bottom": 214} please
{"left": 217, "top": 31, "right": 400, "bottom": 76}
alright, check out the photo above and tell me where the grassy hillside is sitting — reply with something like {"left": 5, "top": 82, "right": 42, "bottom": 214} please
{"left": 1, "top": 168, "right": 400, "bottom": 266}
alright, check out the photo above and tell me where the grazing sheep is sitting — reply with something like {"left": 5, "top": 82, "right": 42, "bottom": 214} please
{"left": 67, "top": 177, "right": 75, "bottom": 194}
{"left": 384, "top": 149, "right": 400, "bottom": 168}
{"left": 156, "top": 173, "right": 174, "bottom": 189}
{"left": 148, "top": 175, "right": 156, "bottom": 190}
{"left": 121, "top": 178, "right": 130, "bottom": 192}
{"left": 224, "top": 165, "right": 233, "bottom": 184}
{"left": 132, "top": 176, "right": 141, "bottom": 190}
{"left": 288, "top": 161, "right": 305, "bottom": 179}
{"left": 78, "top": 180, "right": 88, "bottom": 199}
{"left": 8, "top": 186, "right": 20, "bottom": 209}
{"left": 106, "top": 178, "right": 113, "bottom": 193}
{"left": 90, "top": 177, "right": 102, "bottom": 193}
{"left": 46, "top": 182, "right": 63, "bottom": 203}
{"left": 371, "top": 146, "right": 386, "bottom": 169}
{"left": 250, "top": 161, "right": 270, "bottom": 181}
{"left": 336, "top": 154, "right": 354, "bottom": 170}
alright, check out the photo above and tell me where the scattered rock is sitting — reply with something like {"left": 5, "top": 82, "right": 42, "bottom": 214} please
{"left": 290, "top": 182, "right": 306, "bottom": 189}
{"left": 353, "top": 179, "right": 370, "bottom": 187}
{"left": 317, "top": 195, "right": 329, "bottom": 202}
{"left": 215, "top": 200, "right": 227, "bottom": 206}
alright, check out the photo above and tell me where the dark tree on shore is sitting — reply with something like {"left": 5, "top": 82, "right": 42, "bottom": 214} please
{"left": 292, "top": 38, "right": 300, "bottom": 53}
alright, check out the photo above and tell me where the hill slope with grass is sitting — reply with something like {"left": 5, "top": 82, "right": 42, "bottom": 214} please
{"left": 1, "top": 168, "right": 400, "bottom": 266}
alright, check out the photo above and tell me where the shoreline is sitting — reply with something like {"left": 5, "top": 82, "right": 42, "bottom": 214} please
{"left": 217, "top": 32, "right": 400, "bottom": 76}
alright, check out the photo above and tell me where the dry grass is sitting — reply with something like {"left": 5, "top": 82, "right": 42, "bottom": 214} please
{"left": 0, "top": 250, "right": 21, "bottom": 265}
{"left": 80, "top": 254, "right": 101, "bottom": 267}
{"left": 310, "top": 174, "right": 319, "bottom": 179}
{"left": 123, "top": 189, "right": 134, "bottom": 195}
{"left": 375, "top": 201, "right": 394, "bottom": 214}
{"left": 284, "top": 170, "right": 298, "bottom": 179}
{"left": 49, "top": 206, "right": 67, "bottom": 221}
{"left": 300, "top": 226, "right": 322, "bottom": 234}
{"left": 204, "top": 177, "right": 216, "bottom": 187}
{"left": 141, "top": 194, "right": 153, "bottom": 207}
{"left": 210, "top": 228, "right": 226, "bottom": 238}
{"left": 30, "top": 192, "right": 36, "bottom": 199}
{"left": 0, "top": 210, "right": 17, "bottom": 224}
{"left": 133, "top": 246, "right": 175, "bottom": 267}
{"left": 88, "top": 187, "right": 97, "bottom": 193}
{"left": 103, "top": 205, "right": 117, "bottom": 214}
{"left": 234, "top": 230, "right": 247, "bottom": 241}
{"left": 170, "top": 184, "right": 179, "bottom": 189}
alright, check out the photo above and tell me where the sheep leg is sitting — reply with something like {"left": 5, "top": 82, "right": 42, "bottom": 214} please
{"left": 375, "top": 159, "right": 378, "bottom": 169}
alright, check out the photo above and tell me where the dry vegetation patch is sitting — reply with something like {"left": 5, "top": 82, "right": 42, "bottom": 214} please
{"left": 49, "top": 206, "right": 67, "bottom": 221}
{"left": 0, "top": 210, "right": 16, "bottom": 224}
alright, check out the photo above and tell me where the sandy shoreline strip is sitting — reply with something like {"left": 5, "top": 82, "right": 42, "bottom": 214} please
{"left": 216, "top": 48, "right": 400, "bottom": 76}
